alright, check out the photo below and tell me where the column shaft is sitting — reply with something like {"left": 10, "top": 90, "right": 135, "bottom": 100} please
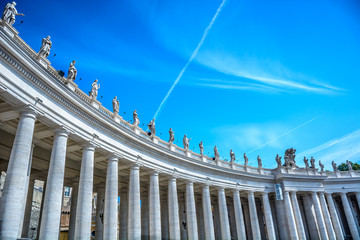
{"left": 325, "top": 193, "right": 343, "bottom": 240}
{"left": 290, "top": 192, "right": 306, "bottom": 240}
{"left": 142, "top": 191, "right": 149, "bottom": 239}
{"left": 284, "top": 191, "right": 299, "bottom": 240}
{"left": 262, "top": 192, "right": 276, "bottom": 240}
{"left": 196, "top": 196, "right": 205, "bottom": 240}
{"left": 356, "top": 193, "right": 360, "bottom": 211}
{"left": 161, "top": 192, "right": 169, "bottom": 240}
{"left": 103, "top": 156, "right": 119, "bottom": 239}
{"left": 21, "top": 179, "right": 35, "bottom": 238}
{"left": 74, "top": 144, "right": 96, "bottom": 240}
{"left": 168, "top": 178, "right": 180, "bottom": 240}
{"left": 0, "top": 110, "right": 37, "bottom": 239}
{"left": 68, "top": 182, "right": 79, "bottom": 240}
{"left": 311, "top": 192, "right": 329, "bottom": 240}
{"left": 340, "top": 193, "right": 360, "bottom": 240}
{"left": 233, "top": 190, "right": 246, "bottom": 239}
{"left": 202, "top": 185, "right": 215, "bottom": 240}
{"left": 119, "top": 187, "right": 128, "bottom": 240}
{"left": 318, "top": 192, "right": 336, "bottom": 240}
{"left": 186, "top": 182, "right": 198, "bottom": 240}
{"left": 248, "top": 192, "right": 261, "bottom": 239}
{"left": 218, "top": 188, "right": 231, "bottom": 239}
{"left": 149, "top": 172, "right": 161, "bottom": 240}
{"left": 95, "top": 187, "right": 105, "bottom": 240}
{"left": 128, "top": 165, "right": 141, "bottom": 239}
{"left": 39, "top": 129, "right": 69, "bottom": 240}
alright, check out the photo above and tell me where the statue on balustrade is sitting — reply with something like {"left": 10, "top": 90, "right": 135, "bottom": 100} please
{"left": 183, "top": 135, "right": 191, "bottom": 150}
{"left": 243, "top": 153, "right": 248, "bottom": 165}
{"left": 112, "top": 96, "right": 119, "bottom": 115}
{"left": 284, "top": 148, "right": 298, "bottom": 168}
{"left": 2, "top": 1, "right": 24, "bottom": 26}
{"left": 332, "top": 161, "right": 338, "bottom": 171}
{"left": 230, "top": 150, "right": 235, "bottom": 163}
{"left": 168, "top": 128, "right": 174, "bottom": 144}
{"left": 346, "top": 160, "right": 353, "bottom": 171}
{"left": 275, "top": 154, "right": 282, "bottom": 168}
{"left": 38, "top": 36, "right": 52, "bottom": 58}
{"left": 133, "top": 110, "right": 139, "bottom": 126}
{"left": 89, "top": 79, "right": 100, "bottom": 100}
{"left": 303, "top": 157, "right": 309, "bottom": 168}
{"left": 310, "top": 156, "right": 315, "bottom": 168}
{"left": 199, "top": 141, "right": 204, "bottom": 155}
{"left": 67, "top": 60, "right": 77, "bottom": 81}
{"left": 319, "top": 161, "right": 324, "bottom": 172}
{"left": 257, "top": 156, "right": 262, "bottom": 168}
{"left": 148, "top": 119, "right": 156, "bottom": 137}
{"left": 214, "top": 146, "right": 219, "bottom": 161}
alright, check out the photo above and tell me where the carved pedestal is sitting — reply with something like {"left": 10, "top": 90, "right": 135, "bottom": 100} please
{"left": 65, "top": 80, "right": 78, "bottom": 92}
{"left": 0, "top": 20, "right": 18, "bottom": 38}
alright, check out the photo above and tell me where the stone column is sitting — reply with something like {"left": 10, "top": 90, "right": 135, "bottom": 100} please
{"left": 95, "top": 187, "right": 105, "bottom": 240}
{"left": 128, "top": 164, "right": 141, "bottom": 239}
{"left": 247, "top": 191, "right": 261, "bottom": 239}
{"left": 103, "top": 155, "right": 119, "bottom": 239}
{"left": 68, "top": 181, "right": 79, "bottom": 240}
{"left": 233, "top": 190, "right": 246, "bottom": 240}
{"left": 161, "top": 191, "right": 169, "bottom": 240}
{"left": 119, "top": 187, "right": 128, "bottom": 240}
{"left": 284, "top": 191, "right": 299, "bottom": 240}
{"left": 142, "top": 190, "right": 149, "bottom": 240}
{"left": 202, "top": 185, "right": 215, "bottom": 240}
{"left": 303, "top": 196, "right": 320, "bottom": 240}
{"left": 21, "top": 178, "right": 35, "bottom": 238}
{"left": 196, "top": 196, "right": 205, "bottom": 240}
{"left": 290, "top": 191, "right": 306, "bottom": 240}
{"left": 74, "top": 143, "right": 96, "bottom": 240}
{"left": 311, "top": 192, "right": 329, "bottom": 240}
{"left": 356, "top": 192, "right": 360, "bottom": 211}
{"left": 262, "top": 192, "right": 276, "bottom": 240}
{"left": 186, "top": 181, "right": 198, "bottom": 240}
{"left": 318, "top": 192, "right": 336, "bottom": 240}
{"left": 325, "top": 193, "right": 343, "bottom": 240}
{"left": 0, "top": 108, "right": 37, "bottom": 239}
{"left": 218, "top": 188, "right": 231, "bottom": 239}
{"left": 340, "top": 192, "right": 360, "bottom": 240}
{"left": 39, "top": 128, "right": 69, "bottom": 240}
{"left": 168, "top": 177, "right": 180, "bottom": 240}
{"left": 149, "top": 171, "right": 161, "bottom": 240}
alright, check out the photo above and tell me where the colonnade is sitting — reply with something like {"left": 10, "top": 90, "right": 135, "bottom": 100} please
{"left": 0, "top": 108, "right": 360, "bottom": 240}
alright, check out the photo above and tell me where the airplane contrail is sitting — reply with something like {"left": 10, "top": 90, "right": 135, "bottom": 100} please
{"left": 153, "top": 0, "right": 228, "bottom": 120}
{"left": 246, "top": 117, "right": 318, "bottom": 154}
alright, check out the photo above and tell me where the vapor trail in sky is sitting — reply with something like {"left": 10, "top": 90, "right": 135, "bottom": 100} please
{"left": 246, "top": 117, "right": 318, "bottom": 154}
{"left": 153, "top": 0, "right": 227, "bottom": 120}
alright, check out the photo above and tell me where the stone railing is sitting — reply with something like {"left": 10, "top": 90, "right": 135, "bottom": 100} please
{"left": 2, "top": 23, "right": 358, "bottom": 179}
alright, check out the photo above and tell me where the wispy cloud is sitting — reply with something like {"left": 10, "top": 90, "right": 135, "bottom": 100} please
{"left": 195, "top": 52, "right": 345, "bottom": 94}
{"left": 298, "top": 129, "right": 360, "bottom": 167}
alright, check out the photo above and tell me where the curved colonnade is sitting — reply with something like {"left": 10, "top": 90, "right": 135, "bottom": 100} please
{"left": 0, "top": 20, "right": 359, "bottom": 240}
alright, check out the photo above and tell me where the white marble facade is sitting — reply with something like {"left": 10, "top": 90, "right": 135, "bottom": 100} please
{"left": 0, "top": 19, "right": 359, "bottom": 240}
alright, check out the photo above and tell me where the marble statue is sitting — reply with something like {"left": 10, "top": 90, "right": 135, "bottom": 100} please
{"left": 214, "top": 146, "right": 219, "bottom": 161}
{"left": 148, "top": 119, "right": 156, "bottom": 137}
{"left": 310, "top": 156, "right": 315, "bottom": 168}
{"left": 275, "top": 154, "right": 282, "bottom": 168}
{"left": 183, "top": 135, "right": 191, "bottom": 150}
{"left": 89, "top": 79, "right": 100, "bottom": 100}
{"left": 168, "top": 128, "right": 174, "bottom": 144}
{"left": 332, "top": 161, "right": 338, "bottom": 171}
{"left": 303, "top": 157, "right": 309, "bottom": 168}
{"left": 112, "top": 96, "right": 119, "bottom": 115}
{"left": 243, "top": 153, "right": 248, "bottom": 166}
{"left": 230, "top": 150, "right": 235, "bottom": 163}
{"left": 133, "top": 110, "right": 139, "bottom": 126}
{"left": 346, "top": 160, "right": 353, "bottom": 171}
{"left": 2, "top": 1, "right": 24, "bottom": 26}
{"left": 319, "top": 161, "right": 324, "bottom": 172}
{"left": 199, "top": 141, "right": 204, "bottom": 155}
{"left": 38, "top": 36, "right": 52, "bottom": 58}
{"left": 67, "top": 60, "right": 77, "bottom": 81}
{"left": 257, "top": 156, "right": 262, "bottom": 168}
{"left": 284, "top": 148, "right": 298, "bottom": 168}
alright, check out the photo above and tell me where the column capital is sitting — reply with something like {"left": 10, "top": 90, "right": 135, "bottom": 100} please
{"left": 54, "top": 126, "right": 70, "bottom": 138}
{"left": 261, "top": 191, "right": 269, "bottom": 197}
{"left": 339, "top": 192, "right": 347, "bottom": 197}
{"left": 247, "top": 190, "right": 255, "bottom": 196}
{"left": 149, "top": 169, "right": 160, "bottom": 176}
{"left": 130, "top": 163, "right": 140, "bottom": 170}
{"left": 318, "top": 192, "right": 325, "bottom": 197}
{"left": 82, "top": 142, "right": 96, "bottom": 151}
{"left": 107, "top": 154, "right": 119, "bottom": 162}
{"left": 290, "top": 191, "right": 297, "bottom": 196}
{"left": 167, "top": 176, "right": 177, "bottom": 182}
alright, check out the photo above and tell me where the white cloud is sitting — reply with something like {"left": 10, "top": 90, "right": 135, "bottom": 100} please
{"left": 298, "top": 129, "right": 360, "bottom": 167}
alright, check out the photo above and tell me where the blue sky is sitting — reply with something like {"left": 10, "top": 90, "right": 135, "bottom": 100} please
{"left": 11, "top": 0, "right": 360, "bottom": 169}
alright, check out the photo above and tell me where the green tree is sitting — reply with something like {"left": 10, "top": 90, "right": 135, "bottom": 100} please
{"left": 337, "top": 161, "right": 360, "bottom": 171}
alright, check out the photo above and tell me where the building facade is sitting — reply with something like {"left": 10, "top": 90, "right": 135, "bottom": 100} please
{"left": 0, "top": 18, "right": 359, "bottom": 240}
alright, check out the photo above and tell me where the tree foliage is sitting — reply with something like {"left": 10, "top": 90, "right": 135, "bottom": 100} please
{"left": 337, "top": 161, "right": 360, "bottom": 171}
